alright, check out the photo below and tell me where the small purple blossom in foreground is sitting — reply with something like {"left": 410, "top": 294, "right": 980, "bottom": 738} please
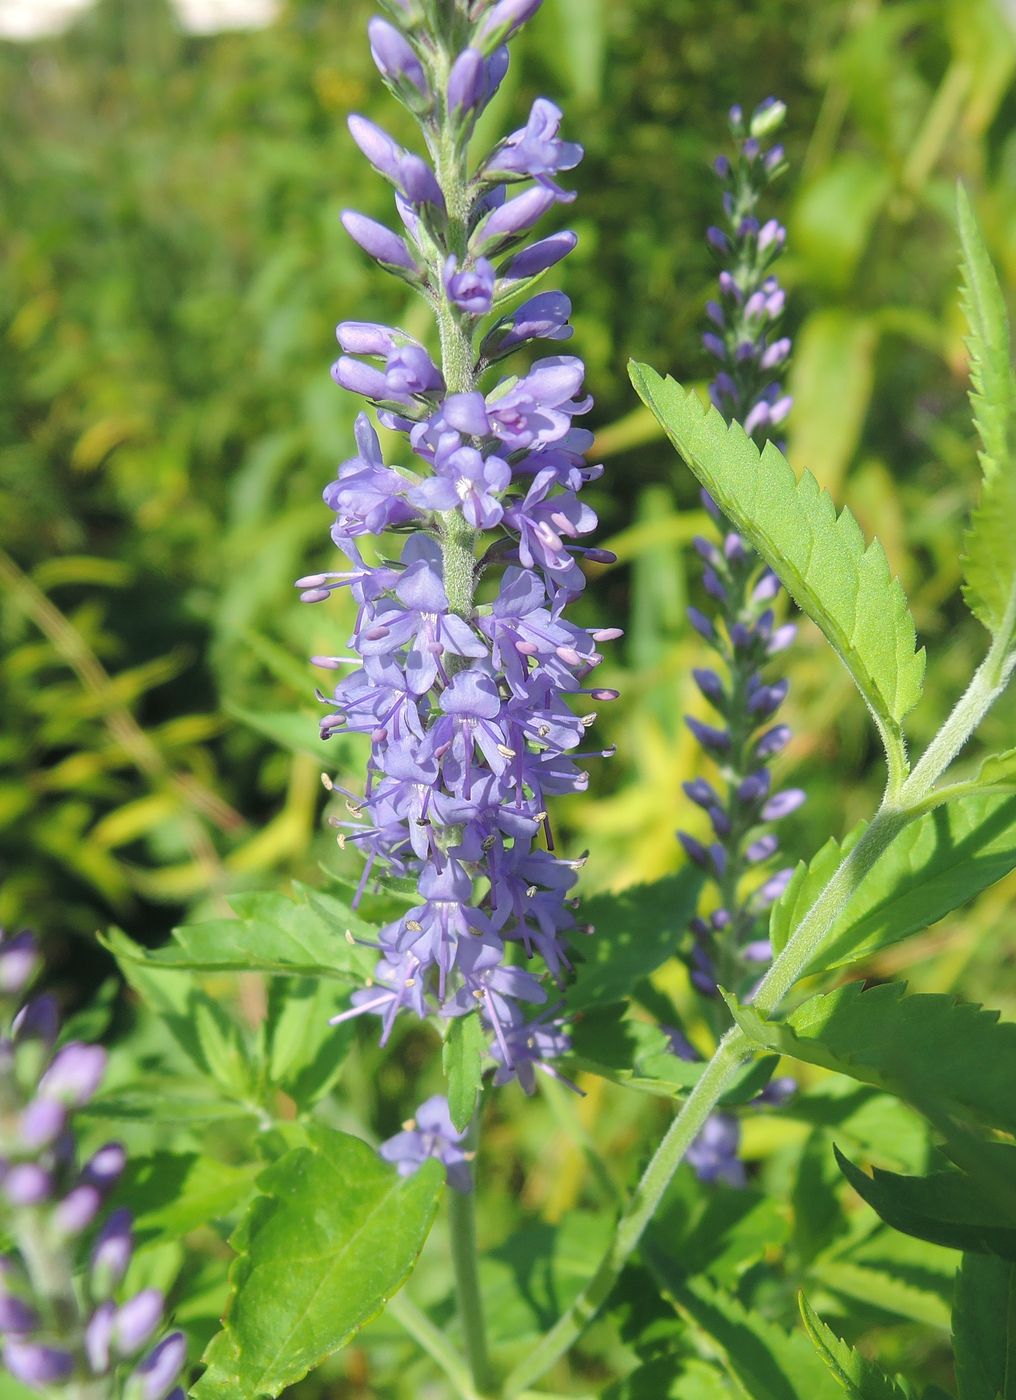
{"left": 303, "top": 0, "right": 616, "bottom": 1159}
{"left": 679, "top": 99, "right": 799, "bottom": 1181}
{"left": 0, "top": 929, "right": 186, "bottom": 1398}
{"left": 380, "top": 1095, "right": 473, "bottom": 1193}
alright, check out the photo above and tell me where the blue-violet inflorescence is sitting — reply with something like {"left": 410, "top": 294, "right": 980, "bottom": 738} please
{"left": 0, "top": 929, "right": 186, "bottom": 1398}
{"left": 676, "top": 99, "right": 799, "bottom": 1179}
{"left": 298, "top": 0, "right": 617, "bottom": 1164}
{"left": 680, "top": 97, "right": 801, "bottom": 1001}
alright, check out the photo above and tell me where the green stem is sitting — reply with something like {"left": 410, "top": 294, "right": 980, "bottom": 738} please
{"left": 449, "top": 1134, "right": 496, "bottom": 1399}
{"left": 388, "top": 1292, "right": 478, "bottom": 1400}
{"left": 901, "top": 645, "right": 1016, "bottom": 806}
{"left": 502, "top": 1031, "right": 750, "bottom": 1397}
{"left": 507, "top": 624, "right": 1016, "bottom": 1392}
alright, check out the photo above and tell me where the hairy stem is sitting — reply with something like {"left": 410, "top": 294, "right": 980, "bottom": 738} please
{"left": 449, "top": 1136, "right": 496, "bottom": 1399}
{"left": 502, "top": 1031, "right": 750, "bottom": 1396}
{"left": 507, "top": 610, "right": 1016, "bottom": 1389}
{"left": 388, "top": 1292, "right": 478, "bottom": 1400}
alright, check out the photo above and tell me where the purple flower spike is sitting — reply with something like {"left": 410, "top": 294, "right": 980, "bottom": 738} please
{"left": 0, "top": 942, "right": 183, "bottom": 1391}
{"left": 678, "top": 95, "right": 799, "bottom": 1186}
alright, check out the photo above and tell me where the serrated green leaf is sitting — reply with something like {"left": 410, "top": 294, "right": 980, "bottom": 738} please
{"left": 629, "top": 364, "right": 924, "bottom": 761}
{"left": 835, "top": 1144, "right": 1016, "bottom": 1260}
{"left": 81, "top": 1087, "right": 258, "bottom": 1125}
{"left": 116, "top": 1152, "right": 259, "bottom": 1236}
{"left": 604, "top": 1357, "right": 731, "bottom": 1400}
{"left": 956, "top": 187, "right": 1016, "bottom": 646}
{"left": 730, "top": 982, "right": 1016, "bottom": 1135}
{"left": 103, "top": 886, "right": 376, "bottom": 984}
{"left": 568, "top": 867, "right": 703, "bottom": 1010}
{"left": 652, "top": 1269, "right": 841, "bottom": 1400}
{"left": 771, "top": 792, "right": 1016, "bottom": 970}
{"left": 191, "top": 1126, "right": 442, "bottom": 1399}
{"left": 265, "top": 978, "right": 354, "bottom": 1110}
{"left": 564, "top": 1001, "right": 773, "bottom": 1102}
{"left": 443, "top": 1012, "right": 486, "bottom": 1132}
{"left": 953, "top": 1253, "right": 1016, "bottom": 1400}
{"left": 799, "top": 1293, "right": 912, "bottom": 1399}
{"left": 194, "top": 995, "right": 257, "bottom": 1100}
{"left": 810, "top": 1258, "right": 951, "bottom": 1330}
{"left": 978, "top": 746, "right": 1016, "bottom": 787}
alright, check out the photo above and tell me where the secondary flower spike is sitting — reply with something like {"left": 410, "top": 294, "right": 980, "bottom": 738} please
{"left": 0, "top": 929, "right": 187, "bottom": 1399}
{"left": 678, "top": 99, "right": 799, "bottom": 1181}
{"left": 300, "top": 0, "right": 616, "bottom": 1160}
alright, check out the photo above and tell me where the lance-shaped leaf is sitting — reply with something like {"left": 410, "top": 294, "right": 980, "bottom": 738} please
{"left": 651, "top": 1268, "right": 841, "bottom": 1400}
{"left": 834, "top": 1145, "right": 1016, "bottom": 1261}
{"left": 953, "top": 1253, "right": 1016, "bottom": 1400}
{"left": 567, "top": 867, "right": 703, "bottom": 1011}
{"left": 957, "top": 187, "right": 1016, "bottom": 647}
{"left": 728, "top": 982, "right": 1016, "bottom": 1136}
{"left": 102, "top": 886, "right": 376, "bottom": 983}
{"left": 443, "top": 1012, "right": 487, "bottom": 1132}
{"left": 629, "top": 363, "right": 924, "bottom": 761}
{"left": 191, "top": 1126, "right": 442, "bottom": 1399}
{"left": 798, "top": 1293, "right": 911, "bottom": 1400}
{"left": 770, "top": 791, "right": 1016, "bottom": 971}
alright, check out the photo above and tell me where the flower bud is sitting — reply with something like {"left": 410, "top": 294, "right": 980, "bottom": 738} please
{"left": 91, "top": 1208, "right": 134, "bottom": 1300}
{"left": 54, "top": 1184, "right": 103, "bottom": 1237}
{"left": 125, "top": 1331, "right": 187, "bottom": 1400}
{"left": 39, "top": 1042, "right": 106, "bottom": 1106}
{"left": 81, "top": 1142, "right": 127, "bottom": 1191}
{"left": 499, "top": 230, "right": 576, "bottom": 281}
{"left": 4, "top": 1164, "right": 51, "bottom": 1206}
{"left": 3, "top": 1340, "right": 74, "bottom": 1387}
{"left": 367, "top": 18, "right": 427, "bottom": 97}
{"left": 115, "top": 1290, "right": 165, "bottom": 1357}
{"left": 86, "top": 1300, "right": 116, "bottom": 1374}
{"left": 447, "top": 47, "right": 485, "bottom": 113}
{"left": 0, "top": 1294, "right": 39, "bottom": 1336}
{"left": 0, "top": 932, "right": 39, "bottom": 997}
{"left": 749, "top": 97, "right": 787, "bottom": 139}
{"left": 18, "top": 1098, "right": 66, "bottom": 1151}
{"left": 12, "top": 994, "right": 59, "bottom": 1046}
{"left": 341, "top": 211, "right": 416, "bottom": 272}
{"left": 476, "top": 0, "right": 544, "bottom": 53}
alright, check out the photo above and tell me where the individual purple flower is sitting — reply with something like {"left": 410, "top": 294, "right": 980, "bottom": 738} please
{"left": 444, "top": 256, "right": 496, "bottom": 315}
{"left": 380, "top": 1094, "right": 473, "bottom": 1193}
{"left": 302, "top": 0, "right": 614, "bottom": 1119}
{"left": 483, "top": 98, "right": 583, "bottom": 201}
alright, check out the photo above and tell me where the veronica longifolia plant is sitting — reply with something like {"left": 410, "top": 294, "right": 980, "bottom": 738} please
{"left": 298, "top": 0, "right": 616, "bottom": 1129}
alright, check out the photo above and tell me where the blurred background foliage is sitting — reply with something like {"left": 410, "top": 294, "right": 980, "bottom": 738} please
{"left": 2, "top": 0, "right": 1016, "bottom": 1000}
{"left": 3, "top": 3, "right": 1016, "bottom": 1397}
